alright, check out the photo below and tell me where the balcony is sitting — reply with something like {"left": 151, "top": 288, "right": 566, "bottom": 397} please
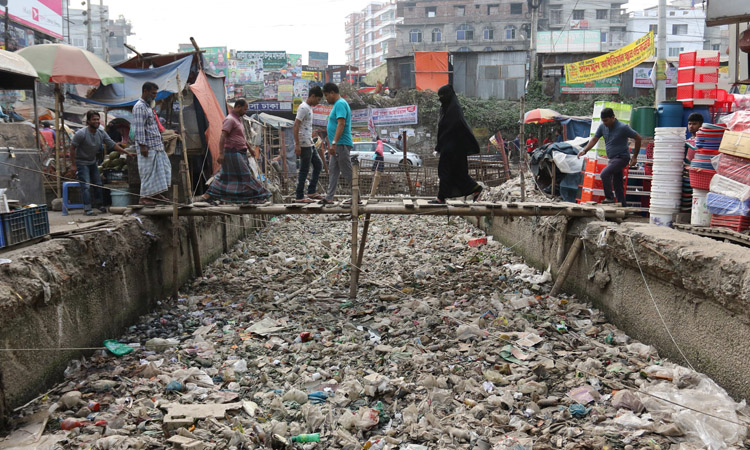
{"left": 610, "top": 9, "right": 627, "bottom": 24}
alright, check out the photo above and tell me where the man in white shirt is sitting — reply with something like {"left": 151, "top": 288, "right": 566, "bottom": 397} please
{"left": 293, "top": 86, "right": 324, "bottom": 203}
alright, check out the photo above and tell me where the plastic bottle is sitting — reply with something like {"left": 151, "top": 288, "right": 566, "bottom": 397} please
{"left": 290, "top": 433, "right": 320, "bottom": 443}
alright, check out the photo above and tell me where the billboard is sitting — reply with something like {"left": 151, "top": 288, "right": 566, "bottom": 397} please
{"left": 537, "top": 31, "right": 601, "bottom": 53}
{"left": 632, "top": 66, "right": 678, "bottom": 88}
{"left": 237, "top": 51, "right": 287, "bottom": 70}
{"left": 203, "top": 47, "right": 228, "bottom": 77}
{"left": 6, "top": 0, "right": 63, "bottom": 39}
{"left": 561, "top": 76, "right": 621, "bottom": 94}
{"left": 565, "top": 32, "right": 654, "bottom": 84}
{"left": 309, "top": 51, "right": 329, "bottom": 69}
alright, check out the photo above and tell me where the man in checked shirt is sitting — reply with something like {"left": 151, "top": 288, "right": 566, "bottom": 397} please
{"left": 132, "top": 81, "right": 171, "bottom": 206}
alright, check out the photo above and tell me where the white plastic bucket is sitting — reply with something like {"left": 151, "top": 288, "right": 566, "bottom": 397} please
{"left": 649, "top": 208, "right": 675, "bottom": 227}
{"left": 691, "top": 189, "right": 710, "bottom": 226}
{"left": 110, "top": 190, "right": 130, "bottom": 207}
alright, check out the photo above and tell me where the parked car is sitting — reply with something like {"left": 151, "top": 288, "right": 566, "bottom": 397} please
{"left": 350, "top": 142, "right": 423, "bottom": 168}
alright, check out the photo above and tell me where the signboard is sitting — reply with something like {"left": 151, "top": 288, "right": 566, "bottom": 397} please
{"left": 561, "top": 76, "right": 621, "bottom": 94}
{"left": 203, "top": 47, "right": 228, "bottom": 77}
{"left": 632, "top": 66, "right": 678, "bottom": 88}
{"left": 570, "top": 19, "right": 589, "bottom": 30}
{"left": 5, "top": 0, "right": 63, "bottom": 39}
{"left": 537, "top": 31, "right": 601, "bottom": 53}
{"left": 565, "top": 32, "right": 654, "bottom": 84}
{"left": 243, "top": 82, "right": 264, "bottom": 99}
{"left": 302, "top": 71, "right": 321, "bottom": 81}
{"left": 247, "top": 101, "right": 292, "bottom": 111}
{"left": 237, "top": 51, "right": 287, "bottom": 70}
{"left": 371, "top": 105, "right": 419, "bottom": 127}
{"left": 312, "top": 105, "right": 333, "bottom": 127}
{"left": 309, "top": 51, "right": 329, "bottom": 69}
{"left": 288, "top": 54, "right": 302, "bottom": 68}
{"left": 277, "top": 79, "right": 294, "bottom": 102}
{"left": 313, "top": 105, "right": 419, "bottom": 128}
{"left": 293, "top": 78, "right": 310, "bottom": 98}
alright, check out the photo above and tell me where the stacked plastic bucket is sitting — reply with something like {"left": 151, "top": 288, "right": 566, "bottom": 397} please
{"left": 690, "top": 124, "right": 725, "bottom": 225}
{"left": 649, "top": 127, "right": 688, "bottom": 226}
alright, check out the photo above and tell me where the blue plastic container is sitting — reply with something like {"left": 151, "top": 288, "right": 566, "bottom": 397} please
{"left": 657, "top": 101, "right": 684, "bottom": 128}
{"left": 683, "top": 106, "right": 712, "bottom": 127}
{"left": 1, "top": 210, "right": 30, "bottom": 246}
{"left": 25, "top": 205, "right": 50, "bottom": 238}
{"left": 0, "top": 219, "right": 5, "bottom": 249}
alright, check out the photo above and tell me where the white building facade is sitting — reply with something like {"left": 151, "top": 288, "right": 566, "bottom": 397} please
{"left": 345, "top": 1, "right": 402, "bottom": 72}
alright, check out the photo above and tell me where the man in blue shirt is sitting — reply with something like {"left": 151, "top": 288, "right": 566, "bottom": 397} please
{"left": 322, "top": 82, "right": 353, "bottom": 205}
{"left": 578, "top": 108, "right": 641, "bottom": 206}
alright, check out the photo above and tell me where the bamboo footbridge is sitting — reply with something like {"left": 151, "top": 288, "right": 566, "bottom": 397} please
{"left": 110, "top": 163, "right": 637, "bottom": 298}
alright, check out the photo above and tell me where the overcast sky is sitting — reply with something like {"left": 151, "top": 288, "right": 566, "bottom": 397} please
{"left": 105, "top": 0, "right": 660, "bottom": 64}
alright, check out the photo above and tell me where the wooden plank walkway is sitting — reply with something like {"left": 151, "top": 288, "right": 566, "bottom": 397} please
{"left": 112, "top": 200, "right": 632, "bottom": 220}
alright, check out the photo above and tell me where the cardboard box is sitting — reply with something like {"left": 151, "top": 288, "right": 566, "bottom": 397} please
{"left": 719, "top": 131, "right": 750, "bottom": 160}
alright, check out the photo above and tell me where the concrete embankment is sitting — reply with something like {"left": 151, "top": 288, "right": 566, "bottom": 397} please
{"left": 0, "top": 213, "right": 263, "bottom": 422}
{"left": 468, "top": 214, "right": 750, "bottom": 401}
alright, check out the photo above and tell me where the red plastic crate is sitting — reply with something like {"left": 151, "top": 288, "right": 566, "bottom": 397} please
{"left": 695, "top": 88, "right": 719, "bottom": 100}
{"left": 695, "top": 71, "right": 719, "bottom": 83}
{"left": 582, "top": 172, "right": 603, "bottom": 190}
{"left": 689, "top": 168, "right": 716, "bottom": 190}
{"left": 578, "top": 187, "right": 605, "bottom": 204}
{"left": 710, "top": 214, "right": 750, "bottom": 232}
{"left": 717, "top": 153, "right": 750, "bottom": 185}
{"left": 584, "top": 159, "right": 607, "bottom": 173}
{"left": 676, "top": 84, "right": 693, "bottom": 100}
{"left": 679, "top": 51, "right": 720, "bottom": 68}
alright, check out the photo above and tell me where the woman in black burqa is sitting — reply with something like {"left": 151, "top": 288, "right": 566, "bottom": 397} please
{"left": 431, "top": 85, "right": 483, "bottom": 204}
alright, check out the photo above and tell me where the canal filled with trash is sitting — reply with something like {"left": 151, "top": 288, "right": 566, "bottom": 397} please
{"left": 3, "top": 212, "right": 748, "bottom": 449}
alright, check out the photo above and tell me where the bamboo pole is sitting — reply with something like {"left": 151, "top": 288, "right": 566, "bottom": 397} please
{"left": 110, "top": 203, "right": 629, "bottom": 219}
{"left": 356, "top": 171, "right": 380, "bottom": 270}
{"left": 349, "top": 160, "right": 360, "bottom": 299}
{"left": 54, "top": 83, "right": 62, "bottom": 197}
{"left": 520, "top": 96, "right": 526, "bottom": 202}
{"left": 550, "top": 237, "right": 583, "bottom": 297}
{"left": 180, "top": 162, "right": 202, "bottom": 277}
{"left": 175, "top": 73, "right": 193, "bottom": 195}
{"left": 171, "top": 184, "right": 179, "bottom": 299}
{"left": 402, "top": 130, "right": 415, "bottom": 197}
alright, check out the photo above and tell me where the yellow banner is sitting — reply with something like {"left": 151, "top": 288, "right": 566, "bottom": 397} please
{"left": 565, "top": 32, "right": 654, "bottom": 84}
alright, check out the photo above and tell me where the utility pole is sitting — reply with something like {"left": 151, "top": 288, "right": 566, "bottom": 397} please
{"left": 86, "top": 0, "right": 93, "bottom": 52}
{"left": 529, "top": 0, "right": 541, "bottom": 82}
{"left": 99, "top": 0, "right": 107, "bottom": 61}
{"left": 655, "top": 0, "right": 667, "bottom": 104}
{"left": 3, "top": 1, "right": 10, "bottom": 51}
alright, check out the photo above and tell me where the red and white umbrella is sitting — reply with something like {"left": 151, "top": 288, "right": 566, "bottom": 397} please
{"left": 524, "top": 108, "right": 561, "bottom": 124}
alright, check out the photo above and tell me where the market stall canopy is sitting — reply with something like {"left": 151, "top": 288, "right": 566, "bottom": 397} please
{"left": 0, "top": 49, "right": 38, "bottom": 89}
{"left": 524, "top": 108, "right": 561, "bottom": 124}
{"left": 253, "top": 113, "right": 295, "bottom": 129}
{"left": 17, "top": 44, "right": 123, "bottom": 86}
{"left": 67, "top": 56, "right": 192, "bottom": 107}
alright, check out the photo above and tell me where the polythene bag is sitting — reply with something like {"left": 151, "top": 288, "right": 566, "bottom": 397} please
{"left": 706, "top": 192, "right": 750, "bottom": 216}
{"left": 553, "top": 151, "right": 585, "bottom": 174}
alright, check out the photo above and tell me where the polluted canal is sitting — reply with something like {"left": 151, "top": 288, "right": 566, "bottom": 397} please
{"left": 3, "top": 212, "right": 748, "bottom": 449}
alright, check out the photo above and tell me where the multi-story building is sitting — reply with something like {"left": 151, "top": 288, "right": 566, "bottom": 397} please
{"left": 628, "top": 2, "right": 729, "bottom": 57}
{"left": 393, "top": 0, "right": 534, "bottom": 57}
{"left": 546, "top": 1, "right": 628, "bottom": 52}
{"left": 64, "top": 2, "right": 133, "bottom": 64}
{"left": 345, "top": 1, "right": 401, "bottom": 73}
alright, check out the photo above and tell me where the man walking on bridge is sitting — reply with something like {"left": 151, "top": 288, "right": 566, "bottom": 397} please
{"left": 133, "top": 82, "right": 171, "bottom": 206}
{"left": 294, "top": 86, "right": 324, "bottom": 203}
{"left": 578, "top": 107, "right": 641, "bottom": 207}
{"left": 322, "top": 82, "right": 353, "bottom": 205}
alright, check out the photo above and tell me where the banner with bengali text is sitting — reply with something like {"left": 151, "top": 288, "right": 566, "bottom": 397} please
{"left": 565, "top": 32, "right": 654, "bottom": 84}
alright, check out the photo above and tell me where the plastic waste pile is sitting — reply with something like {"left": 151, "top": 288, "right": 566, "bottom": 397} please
{"left": 3, "top": 214, "right": 748, "bottom": 450}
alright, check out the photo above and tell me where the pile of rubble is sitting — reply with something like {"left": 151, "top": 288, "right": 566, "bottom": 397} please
{"left": 3, "top": 213, "right": 748, "bottom": 449}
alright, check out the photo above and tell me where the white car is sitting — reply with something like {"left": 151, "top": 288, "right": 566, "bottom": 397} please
{"left": 350, "top": 142, "right": 423, "bottom": 168}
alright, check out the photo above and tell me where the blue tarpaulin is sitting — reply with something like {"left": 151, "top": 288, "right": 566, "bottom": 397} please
{"left": 68, "top": 56, "right": 193, "bottom": 107}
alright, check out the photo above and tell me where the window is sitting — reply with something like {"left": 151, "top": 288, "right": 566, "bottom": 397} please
{"left": 505, "top": 24, "right": 516, "bottom": 39}
{"left": 510, "top": 3, "right": 522, "bottom": 14}
{"left": 432, "top": 28, "right": 442, "bottom": 42}
{"left": 425, "top": 6, "right": 436, "bottom": 18}
{"left": 488, "top": 4, "right": 499, "bottom": 15}
{"left": 601, "top": 31, "right": 607, "bottom": 43}
{"left": 596, "top": 9, "right": 608, "bottom": 20}
{"left": 672, "top": 24, "right": 687, "bottom": 35}
{"left": 483, "top": 27, "right": 494, "bottom": 40}
{"left": 551, "top": 9, "right": 562, "bottom": 24}
{"left": 454, "top": 5, "right": 465, "bottom": 16}
{"left": 73, "top": 37, "right": 84, "bottom": 47}
{"left": 712, "top": 44, "right": 720, "bottom": 51}
{"left": 669, "top": 10, "right": 675, "bottom": 16}
{"left": 649, "top": 24, "right": 658, "bottom": 33}
{"left": 668, "top": 47, "right": 684, "bottom": 57}
{"left": 573, "top": 10, "right": 585, "bottom": 20}
{"left": 457, "top": 47, "right": 471, "bottom": 52}
{"left": 409, "top": 29, "right": 422, "bottom": 43}
{"left": 381, "top": 42, "right": 388, "bottom": 53}
{"left": 483, "top": 47, "right": 494, "bottom": 51}
{"left": 457, "top": 24, "right": 474, "bottom": 41}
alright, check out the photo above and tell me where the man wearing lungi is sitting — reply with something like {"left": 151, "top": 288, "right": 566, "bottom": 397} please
{"left": 132, "top": 82, "right": 171, "bottom": 206}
